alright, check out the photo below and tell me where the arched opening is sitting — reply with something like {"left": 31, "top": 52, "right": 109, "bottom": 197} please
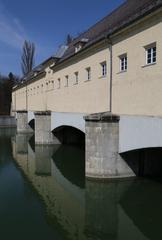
{"left": 28, "top": 119, "right": 35, "bottom": 130}
{"left": 121, "top": 147, "right": 162, "bottom": 177}
{"left": 52, "top": 125, "right": 85, "bottom": 146}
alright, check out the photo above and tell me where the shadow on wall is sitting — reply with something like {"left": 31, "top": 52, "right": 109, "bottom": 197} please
{"left": 121, "top": 148, "right": 162, "bottom": 177}
{"left": 52, "top": 126, "right": 85, "bottom": 147}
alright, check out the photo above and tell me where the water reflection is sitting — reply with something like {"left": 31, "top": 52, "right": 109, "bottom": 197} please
{"left": 11, "top": 132, "right": 162, "bottom": 240}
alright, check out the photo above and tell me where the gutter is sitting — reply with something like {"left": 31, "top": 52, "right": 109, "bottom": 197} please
{"left": 107, "top": 37, "right": 113, "bottom": 113}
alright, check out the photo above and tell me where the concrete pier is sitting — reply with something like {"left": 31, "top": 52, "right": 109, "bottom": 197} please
{"left": 17, "top": 111, "right": 33, "bottom": 133}
{"left": 84, "top": 112, "right": 135, "bottom": 179}
{"left": 35, "top": 111, "right": 60, "bottom": 145}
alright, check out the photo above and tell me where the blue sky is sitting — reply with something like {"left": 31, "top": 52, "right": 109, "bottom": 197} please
{"left": 0, "top": 0, "right": 124, "bottom": 76}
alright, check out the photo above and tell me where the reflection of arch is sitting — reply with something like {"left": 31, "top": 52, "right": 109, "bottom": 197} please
{"left": 52, "top": 145, "right": 85, "bottom": 188}
{"left": 28, "top": 119, "right": 35, "bottom": 130}
{"left": 120, "top": 178, "right": 162, "bottom": 240}
{"left": 52, "top": 125, "right": 85, "bottom": 145}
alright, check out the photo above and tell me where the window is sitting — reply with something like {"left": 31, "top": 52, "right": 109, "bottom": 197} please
{"left": 86, "top": 67, "right": 91, "bottom": 81}
{"left": 120, "top": 54, "right": 127, "bottom": 71}
{"left": 46, "top": 82, "right": 48, "bottom": 91}
{"left": 58, "top": 78, "right": 61, "bottom": 89}
{"left": 74, "top": 72, "right": 79, "bottom": 84}
{"left": 101, "top": 62, "right": 107, "bottom": 77}
{"left": 41, "top": 84, "right": 43, "bottom": 93}
{"left": 75, "top": 45, "right": 82, "bottom": 53}
{"left": 65, "top": 75, "right": 69, "bottom": 87}
{"left": 145, "top": 44, "right": 156, "bottom": 65}
{"left": 52, "top": 81, "right": 54, "bottom": 89}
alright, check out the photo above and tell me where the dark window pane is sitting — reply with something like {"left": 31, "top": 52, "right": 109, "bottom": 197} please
{"left": 147, "top": 58, "right": 151, "bottom": 64}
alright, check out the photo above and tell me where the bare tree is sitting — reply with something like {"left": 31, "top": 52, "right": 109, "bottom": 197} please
{"left": 66, "top": 34, "right": 73, "bottom": 45}
{"left": 21, "top": 40, "right": 35, "bottom": 76}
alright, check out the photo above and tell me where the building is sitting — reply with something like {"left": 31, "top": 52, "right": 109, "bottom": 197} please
{"left": 12, "top": 0, "right": 162, "bottom": 116}
{"left": 12, "top": 0, "right": 162, "bottom": 179}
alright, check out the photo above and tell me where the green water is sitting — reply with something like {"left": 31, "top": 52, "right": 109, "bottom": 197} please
{"left": 0, "top": 128, "right": 162, "bottom": 240}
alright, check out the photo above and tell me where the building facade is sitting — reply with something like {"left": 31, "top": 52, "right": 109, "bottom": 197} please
{"left": 12, "top": 0, "right": 162, "bottom": 117}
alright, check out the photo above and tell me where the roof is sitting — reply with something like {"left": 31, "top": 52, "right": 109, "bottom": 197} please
{"left": 57, "top": 0, "right": 162, "bottom": 64}
{"left": 14, "top": 0, "right": 162, "bottom": 89}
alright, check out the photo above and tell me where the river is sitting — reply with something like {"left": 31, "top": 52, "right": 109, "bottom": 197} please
{"left": 0, "top": 128, "right": 162, "bottom": 240}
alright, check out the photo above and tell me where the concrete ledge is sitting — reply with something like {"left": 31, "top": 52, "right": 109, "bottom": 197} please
{"left": 35, "top": 111, "right": 51, "bottom": 116}
{"left": 16, "top": 110, "right": 27, "bottom": 113}
{"left": 84, "top": 112, "right": 120, "bottom": 122}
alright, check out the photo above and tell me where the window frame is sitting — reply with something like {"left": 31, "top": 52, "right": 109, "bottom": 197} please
{"left": 74, "top": 72, "right": 79, "bottom": 84}
{"left": 86, "top": 67, "right": 91, "bottom": 81}
{"left": 119, "top": 54, "right": 127, "bottom": 72}
{"left": 145, "top": 43, "right": 156, "bottom": 65}
{"left": 57, "top": 78, "right": 61, "bottom": 89}
{"left": 65, "top": 75, "right": 69, "bottom": 87}
{"left": 100, "top": 61, "right": 107, "bottom": 77}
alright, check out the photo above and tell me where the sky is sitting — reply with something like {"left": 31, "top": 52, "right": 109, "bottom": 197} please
{"left": 0, "top": 0, "right": 125, "bottom": 77}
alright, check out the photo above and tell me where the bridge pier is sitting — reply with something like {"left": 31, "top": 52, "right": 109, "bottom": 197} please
{"left": 35, "top": 111, "right": 60, "bottom": 145}
{"left": 85, "top": 113, "right": 135, "bottom": 179}
{"left": 17, "top": 111, "right": 33, "bottom": 133}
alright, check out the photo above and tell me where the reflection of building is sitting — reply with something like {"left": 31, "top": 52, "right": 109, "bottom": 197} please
{"left": 12, "top": 134, "right": 86, "bottom": 240}
{"left": 12, "top": 133, "right": 162, "bottom": 240}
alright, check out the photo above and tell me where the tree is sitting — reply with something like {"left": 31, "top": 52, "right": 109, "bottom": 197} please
{"left": 21, "top": 40, "right": 35, "bottom": 76}
{"left": 66, "top": 34, "right": 73, "bottom": 45}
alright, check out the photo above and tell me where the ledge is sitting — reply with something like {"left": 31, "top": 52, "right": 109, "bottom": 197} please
{"left": 17, "top": 110, "right": 28, "bottom": 113}
{"left": 141, "top": 62, "right": 156, "bottom": 68}
{"left": 98, "top": 75, "right": 107, "bottom": 79}
{"left": 84, "top": 79, "right": 91, "bottom": 83}
{"left": 35, "top": 111, "right": 51, "bottom": 116}
{"left": 117, "top": 70, "right": 127, "bottom": 74}
{"left": 84, "top": 112, "right": 120, "bottom": 122}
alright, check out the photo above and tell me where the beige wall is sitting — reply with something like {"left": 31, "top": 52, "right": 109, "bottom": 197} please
{"left": 12, "top": 9, "right": 162, "bottom": 116}
{"left": 112, "top": 11, "right": 162, "bottom": 117}
{"left": 12, "top": 42, "right": 110, "bottom": 114}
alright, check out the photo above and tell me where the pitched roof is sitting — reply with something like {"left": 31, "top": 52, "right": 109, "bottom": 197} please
{"left": 58, "top": 0, "right": 162, "bottom": 64}
{"left": 15, "top": 0, "right": 162, "bottom": 89}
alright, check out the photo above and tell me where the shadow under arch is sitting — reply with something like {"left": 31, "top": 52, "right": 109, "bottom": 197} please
{"left": 28, "top": 119, "right": 35, "bottom": 131}
{"left": 121, "top": 147, "right": 162, "bottom": 177}
{"left": 52, "top": 125, "right": 85, "bottom": 146}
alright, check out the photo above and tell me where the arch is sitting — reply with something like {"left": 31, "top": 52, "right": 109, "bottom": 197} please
{"left": 52, "top": 125, "right": 85, "bottom": 146}
{"left": 119, "top": 116, "right": 162, "bottom": 153}
{"left": 28, "top": 119, "right": 35, "bottom": 130}
{"left": 51, "top": 112, "right": 85, "bottom": 133}
{"left": 121, "top": 147, "right": 162, "bottom": 177}
{"left": 28, "top": 111, "right": 35, "bottom": 123}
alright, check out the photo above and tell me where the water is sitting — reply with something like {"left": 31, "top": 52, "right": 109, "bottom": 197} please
{"left": 0, "top": 128, "right": 162, "bottom": 240}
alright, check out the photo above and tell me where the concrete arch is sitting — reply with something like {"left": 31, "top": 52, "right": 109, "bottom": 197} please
{"left": 28, "top": 119, "right": 35, "bottom": 130}
{"left": 28, "top": 111, "right": 35, "bottom": 124}
{"left": 121, "top": 147, "right": 162, "bottom": 177}
{"left": 51, "top": 112, "right": 85, "bottom": 133}
{"left": 52, "top": 125, "right": 85, "bottom": 145}
{"left": 119, "top": 115, "right": 162, "bottom": 153}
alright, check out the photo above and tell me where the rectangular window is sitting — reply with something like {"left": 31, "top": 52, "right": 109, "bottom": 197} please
{"left": 86, "top": 67, "right": 91, "bottom": 80}
{"left": 101, "top": 62, "right": 107, "bottom": 77}
{"left": 146, "top": 44, "right": 156, "bottom": 65}
{"left": 58, "top": 78, "right": 61, "bottom": 89}
{"left": 120, "top": 54, "right": 127, "bottom": 71}
{"left": 65, "top": 75, "right": 69, "bottom": 87}
{"left": 74, "top": 72, "right": 79, "bottom": 84}
{"left": 52, "top": 81, "right": 54, "bottom": 89}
